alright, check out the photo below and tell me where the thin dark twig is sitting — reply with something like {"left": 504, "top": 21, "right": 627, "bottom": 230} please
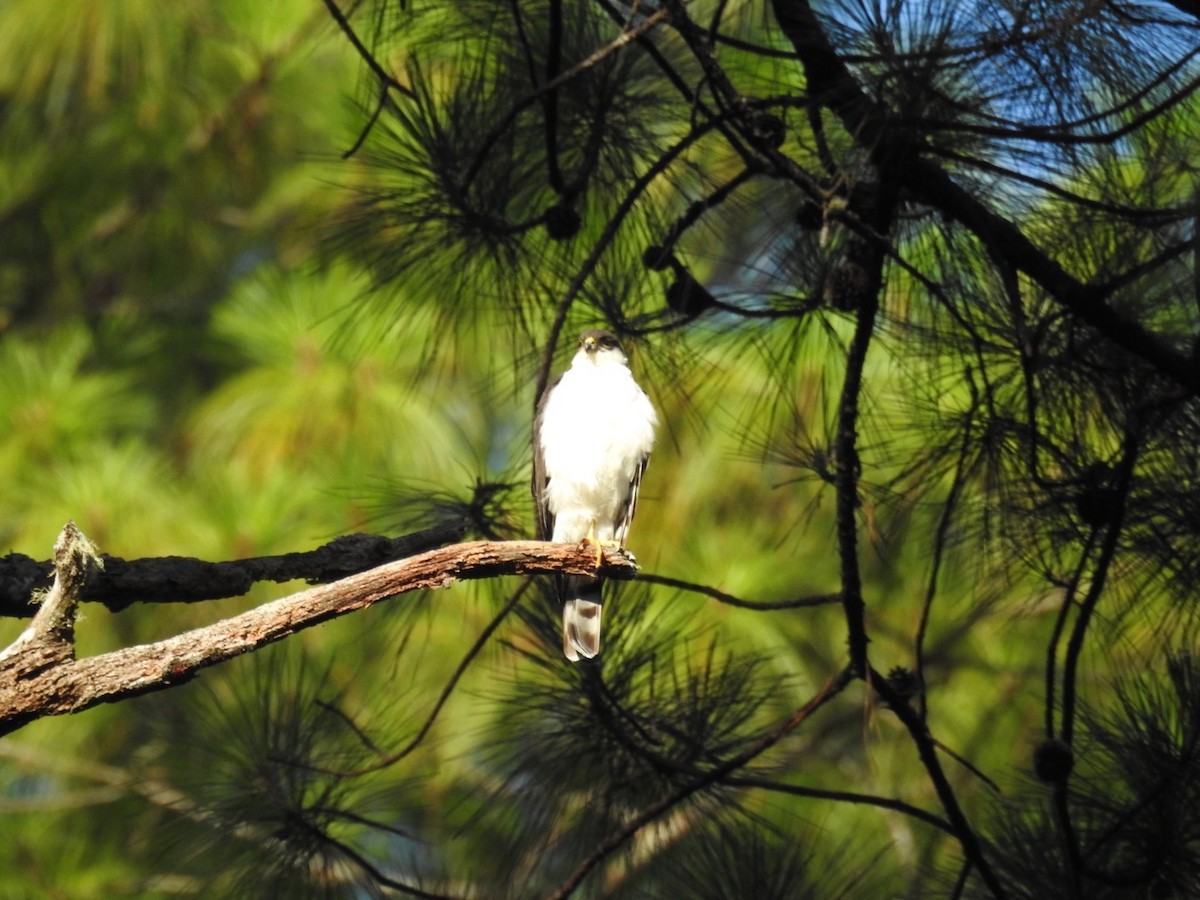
{"left": 462, "top": 4, "right": 677, "bottom": 196}
{"left": 508, "top": 0, "right": 541, "bottom": 102}
{"left": 932, "top": 737, "right": 1002, "bottom": 794}
{"left": 533, "top": 118, "right": 725, "bottom": 405}
{"left": 315, "top": 699, "right": 386, "bottom": 757}
{"left": 1054, "top": 779, "right": 1083, "bottom": 896}
{"left": 1048, "top": 432, "right": 1139, "bottom": 893}
{"left": 639, "top": 572, "right": 841, "bottom": 610}
{"left": 926, "top": 144, "right": 1192, "bottom": 223}
{"left": 722, "top": 774, "right": 954, "bottom": 833}
{"left": 1044, "top": 532, "right": 1099, "bottom": 739}
{"left": 311, "top": 805, "right": 419, "bottom": 841}
{"left": 343, "top": 83, "right": 390, "bottom": 159}
{"left": 872, "top": 668, "right": 1007, "bottom": 899}
{"left": 665, "top": 0, "right": 822, "bottom": 185}
{"left": 319, "top": 580, "right": 531, "bottom": 778}
{"left": 321, "top": 0, "right": 415, "bottom": 99}
{"left": 1094, "top": 237, "right": 1194, "bottom": 300}
{"left": 705, "top": 0, "right": 730, "bottom": 47}
{"left": 807, "top": 102, "right": 838, "bottom": 176}
{"left": 916, "top": 393, "right": 976, "bottom": 722}
{"left": 918, "top": 46, "right": 1200, "bottom": 146}
{"left": 542, "top": 667, "right": 855, "bottom": 900}
{"left": 321, "top": 0, "right": 416, "bottom": 157}
{"left": 658, "top": 165, "right": 759, "bottom": 253}
{"left": 833, "top": 258, "right": 879, "bottom": 675}
{"left": 708, "top": 294, "right": 821, "bottom": 319}
{"left": 950, "top": 860, "right": 975, "bottom": 900}
{"left": 328, "top": 832, "right": 457, "bottom": 899}
{"left": 1194, "top": 201, "right": 1200, "bottom": 319}
{"left": 543, "top": 0, "right": 566, "bottom": 193}
{"left": 593, "top": 0, "right": 757, "bottom": 166}
{"left": 1059, "top": 431, "right": 1140, "bottom": 745}
{"left": 0, "top": 522, "right": 469, "bottom": 618}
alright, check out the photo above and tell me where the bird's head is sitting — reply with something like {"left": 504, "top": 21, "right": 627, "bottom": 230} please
{"left": 576, "top": 329, "right": 628, "bottom": 366}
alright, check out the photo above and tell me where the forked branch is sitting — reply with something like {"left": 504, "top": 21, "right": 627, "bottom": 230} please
{"left": 0, "top": 527, "right": 637, "bottom": 738}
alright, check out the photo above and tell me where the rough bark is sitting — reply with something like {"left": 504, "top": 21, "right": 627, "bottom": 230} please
{"left": 0, "top": 531, "right": 636, "bottom": 737}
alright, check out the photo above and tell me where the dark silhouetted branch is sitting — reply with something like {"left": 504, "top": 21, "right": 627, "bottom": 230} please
{"left": 0, "top": 520, "right": 468, "bottom": 618}
{"left": 544, "top": 666, "right": 855, "bottom": 900}
{"left": 722, "top": 774, "right": 954, "bottom": 834}
{"left": 873, "top": 667, "right": 1007, "bottom": 900}
{"left": 769, "top": 0, "right": 1200, "bottom": 397}
{"left": 639, "top": 572, "right": 841, "bottom": 610}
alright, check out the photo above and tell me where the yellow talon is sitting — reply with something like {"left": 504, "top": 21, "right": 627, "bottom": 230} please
{"left": 578, "top": 524, "right": 619, "bottom": 568}
{"left": 579, "top": 524, "right": 603, "bottom": 567}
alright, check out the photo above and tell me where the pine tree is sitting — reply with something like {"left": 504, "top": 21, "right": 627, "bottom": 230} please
{"left": 5, "top": 2, "right": 1200, "bottom": 897}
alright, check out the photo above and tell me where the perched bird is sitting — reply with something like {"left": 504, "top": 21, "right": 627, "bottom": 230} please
{"left": 533, "top": 329, "right": 658, "bottom": 661}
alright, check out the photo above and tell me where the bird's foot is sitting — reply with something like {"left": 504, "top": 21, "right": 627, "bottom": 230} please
{"left": 579, "top": 533, "right": 622, "bottom": 567}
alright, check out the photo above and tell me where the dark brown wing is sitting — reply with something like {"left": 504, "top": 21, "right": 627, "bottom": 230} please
{"left": 531, "top": 375, "right": 560, "bottom": 541}
{"left": 614, "top": 455, "right": 649, "bottom": 548}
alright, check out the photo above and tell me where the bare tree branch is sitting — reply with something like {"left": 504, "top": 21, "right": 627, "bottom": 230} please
{"left": 0, "top": 534, "right": 636, "bottom": 738}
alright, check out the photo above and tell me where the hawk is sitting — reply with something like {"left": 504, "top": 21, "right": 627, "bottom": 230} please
{"left": 533, "top": 329, "right": 658, "bottom": 661}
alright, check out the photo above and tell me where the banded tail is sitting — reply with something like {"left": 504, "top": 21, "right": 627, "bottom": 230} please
{"left": 562, "top": 576, "right": 602, "bottom": 661}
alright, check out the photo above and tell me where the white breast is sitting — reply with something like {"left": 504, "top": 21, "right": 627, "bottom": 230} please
{"left": 539, "top": 357, "right": 657, "bottom": 544}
